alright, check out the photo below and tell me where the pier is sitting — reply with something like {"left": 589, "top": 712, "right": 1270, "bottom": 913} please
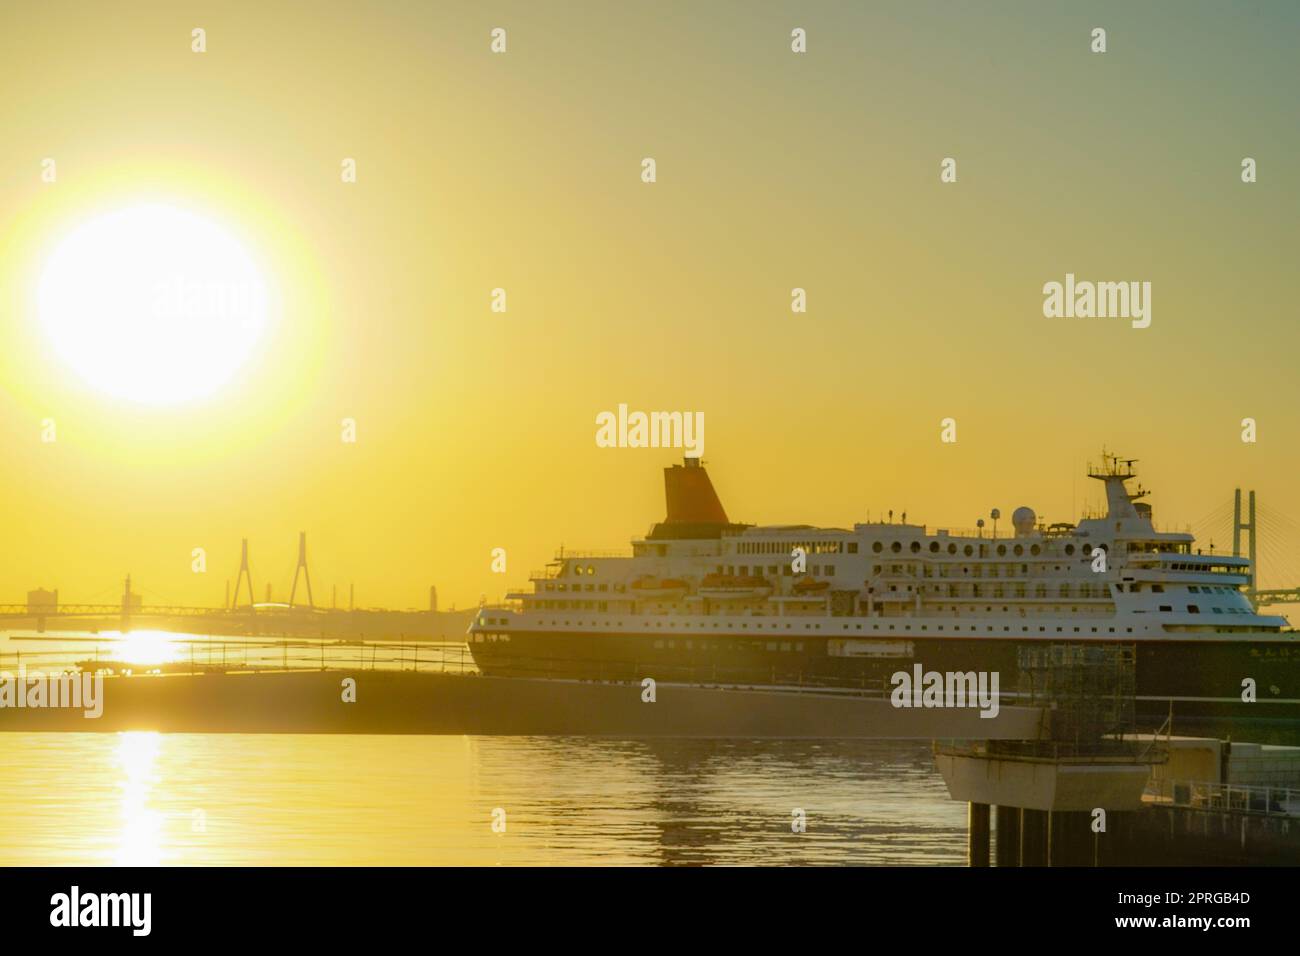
{"left": 934, "top": 644, "right": 1300, "bottom": 865}
{"left": 0, "top": 638, "right": 1048, "bottom": 737}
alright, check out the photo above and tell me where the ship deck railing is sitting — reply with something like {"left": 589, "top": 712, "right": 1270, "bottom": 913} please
{"left": 552, "top": 550, "right": 632, "bottom": 561}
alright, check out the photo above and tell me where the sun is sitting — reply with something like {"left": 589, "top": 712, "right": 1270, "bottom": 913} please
{"left": 37, "top": 203, "right": 269, "bottom": 404}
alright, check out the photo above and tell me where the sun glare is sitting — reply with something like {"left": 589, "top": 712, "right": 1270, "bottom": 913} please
{"left": 37, "top": 203, "right": 269, "bottom": 404}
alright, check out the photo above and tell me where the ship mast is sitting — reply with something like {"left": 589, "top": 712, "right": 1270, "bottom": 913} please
{"left": 1086, "top": 449, "right": 1148, "bottom": 520}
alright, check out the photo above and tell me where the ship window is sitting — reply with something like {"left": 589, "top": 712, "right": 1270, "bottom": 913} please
{"left": 948, "top": 543, "right": 957, "bottom": 554}
{"left": 1152, "top": 585, "right": 1164, "bottom": 593}
{"left": 1189, "top": 586, "right": 1199, "bottom": 593}
{"left": 1187, "top": 605, "right": 1200, "bottom": 614}
{"left": 848, "top": 542, "right": 858, "bottom": 553}
{"left": 1065, "top": 545, "right": 1075, "bottom": 556}
{"left": 1213, "top": 607, "right": 1223, "bottom": 614}
{"left": 872, "top": 542, "right": 883, "bottom": 553}
{"left": 891, "top": 542, "right": 902, "bottom": 553}
{"left": 1159, "top": 605, "right": 1172, "bottom": 612}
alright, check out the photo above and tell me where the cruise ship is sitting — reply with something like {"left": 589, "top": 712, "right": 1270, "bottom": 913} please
{"left": 468, "top": 454, "right": 1299, "bottom": 717}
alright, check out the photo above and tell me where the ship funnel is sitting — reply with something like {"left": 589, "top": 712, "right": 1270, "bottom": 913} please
{"left": 647, "top": 458, "right": 746, "bottom": 540}
{"left": 664, "top": 457, "right": 729, "bottom": 525}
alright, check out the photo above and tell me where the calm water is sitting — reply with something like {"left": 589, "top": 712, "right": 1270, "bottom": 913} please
{"left": 0, "top": 734, "right": 964, "bottom": 866}
{"left": 0, "top": 628, "right": 964, "bottom": 865}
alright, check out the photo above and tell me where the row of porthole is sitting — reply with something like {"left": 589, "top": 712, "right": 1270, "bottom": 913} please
{"left": 872, "top": 540, "right": 1077, "bottom": 558}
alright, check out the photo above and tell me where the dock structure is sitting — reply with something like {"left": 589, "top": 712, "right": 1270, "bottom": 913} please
{"left": 0, "top": 640, "right": 1050, "bottom": 738}
{"left": 936, "top": 643, "right": 1300, "bottom": 865}
{"left": 936, "top": 643, "right": 1156, "bottom": 866}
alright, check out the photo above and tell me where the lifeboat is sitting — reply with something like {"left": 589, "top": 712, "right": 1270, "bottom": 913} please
{"left": 698, "top": 573, "right": 772, "bottom": 600}
{"left": 630, "top": 576, "right": 689, "bottom": 598}
{"left": 792, "top": 577, "right": 831, "bottom": 593}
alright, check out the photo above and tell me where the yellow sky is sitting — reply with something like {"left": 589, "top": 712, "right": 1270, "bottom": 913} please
{"left": 1, "top": 2, "right": 1298, "bottom": 609}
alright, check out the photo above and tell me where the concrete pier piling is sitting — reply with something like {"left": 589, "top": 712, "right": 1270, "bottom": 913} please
{"left": 994, "top": 805, "right": 1019, "bottom": 866}
{"left": 967, "top": 802, "right": 990, "bottom": 867}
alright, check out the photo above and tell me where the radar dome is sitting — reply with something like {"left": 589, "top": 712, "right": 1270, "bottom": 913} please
{"left": 1012, "top": 506, "right": 1037, "bottom": 536}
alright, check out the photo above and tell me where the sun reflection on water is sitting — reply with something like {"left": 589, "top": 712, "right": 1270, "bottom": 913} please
{"left": 113, "top": 731, "right": 164, "bottom": 866}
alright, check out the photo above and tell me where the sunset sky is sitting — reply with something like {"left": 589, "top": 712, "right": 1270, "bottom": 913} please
{"left": 1, "top": 1, "right": 1297, "bottom": 611}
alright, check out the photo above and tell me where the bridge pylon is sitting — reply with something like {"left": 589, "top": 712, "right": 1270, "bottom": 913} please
{"left": 1233, "top": 489, "right": 1257, "bottom": 594}
{"left": 289, "top": 531, "right": 314, "bottom": 609}
{"left": 232, "top": 538, "right": 256, "bottom": 609}
{"left": 121, "top": 574, "right": 134, "bottom": 634}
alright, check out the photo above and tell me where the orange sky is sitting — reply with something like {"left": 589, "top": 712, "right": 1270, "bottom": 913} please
{"left": 1, "top": 1, "right": 1297, "bottom": 610}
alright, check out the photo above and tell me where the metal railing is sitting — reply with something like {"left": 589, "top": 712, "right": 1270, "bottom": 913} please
{"left": 0, "top": 639, "right": 478, "bottom": 678}
{"left": 555, "top": 550, "right": 631, "bottom": 559}
{"left": 0, "top": 637, "right": 934, "bottom": 699}
{"left": 1145, "top": 778, "right": 1300, "bottom": 817}
{"left": 934, "top": 737, "right": 1153, "bottom": 764}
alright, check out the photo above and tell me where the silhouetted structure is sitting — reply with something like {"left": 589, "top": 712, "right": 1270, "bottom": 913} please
{"left": 232, "top": 538, "right": 255, "bottom": 609}
{"left": 289, "top": 531, "right": 314, "bottom": 609}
